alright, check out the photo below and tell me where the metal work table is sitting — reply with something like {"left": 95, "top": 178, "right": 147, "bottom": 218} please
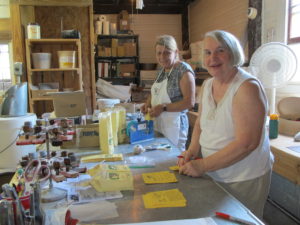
{"left": 79, "top": 137, "right": 263, "bottom": 225}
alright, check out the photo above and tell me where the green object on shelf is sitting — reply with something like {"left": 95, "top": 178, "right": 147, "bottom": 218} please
{"left": 269, "top": 114, "right": 279, "bottom": 139}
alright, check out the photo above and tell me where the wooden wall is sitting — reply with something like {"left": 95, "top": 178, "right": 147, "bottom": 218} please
{"left": 188, "top": 0, "right": 249, "bottom": 58}
{"left": 94, "top": 14, "right": 182, "bottom": 63}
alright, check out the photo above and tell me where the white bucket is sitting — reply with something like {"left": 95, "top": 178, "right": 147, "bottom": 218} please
{"left": 32, "top": 53, "right": 51, "bottom": 69}
{"left": 58, "top": 51, "right": 76, "bottom": 68}
{"left": 0, "top": 113, "right": 37, "bottom": 172}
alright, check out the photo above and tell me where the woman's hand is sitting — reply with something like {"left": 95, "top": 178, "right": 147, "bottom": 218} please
{"left": 149, "top": 104, "right": 164, "bottom": 117}
{"left": 141, "top": 103, "right": 149, "bottom": 114}
{"left": 179, "top": 159, "right": 206, "bottom": 177}
{"left": 177, "top": 150, "right": 192, "bottom": 166}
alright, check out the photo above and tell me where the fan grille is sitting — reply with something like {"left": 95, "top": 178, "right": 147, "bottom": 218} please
{"left": 249, "top": 42, "right": 297, "bottom": 88}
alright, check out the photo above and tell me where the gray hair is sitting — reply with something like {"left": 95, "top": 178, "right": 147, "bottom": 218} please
{"left": 204, "top": 30, "right": 245, "bottom": 67}
{"left": 155, "top": 35, "right": 179, "bottom": 59}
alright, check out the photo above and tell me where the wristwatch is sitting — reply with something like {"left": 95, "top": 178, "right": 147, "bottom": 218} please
{"left": 163, "top": 104, "right": 167, "bottom": 112}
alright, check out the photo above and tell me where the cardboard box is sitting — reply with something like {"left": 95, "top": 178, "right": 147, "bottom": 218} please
{"left": 111, "top": 39, "right": 118, "bottom": 48}
{"left": 76, "top": 123, "right": 99, "bottom": 147}
{"left": 62, "top": 123, "right": 99, "bottom": 148}
{"left": 120, "top": 64, "right": 135, "bottom": 73}
{"left": 50, "top": 91, "right": 86, "bottom": 117}
{"left": 119, "top": 19, "right": 130, "bottom": 30}
{"left": 118, "top": 10, "right": 130, "bottom": 30}
{"left": 117, "top": 46, "right": 125, "bottom": 57}
{"left": 124, "top": 43, "right": 136, "bottom": 56}
{"left": 31, "top": 89, "right": 59, "bottom": 99}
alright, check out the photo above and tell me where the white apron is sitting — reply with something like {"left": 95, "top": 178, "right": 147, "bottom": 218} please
{"left": 151, "top": 70, "right": 181, "bottom": 146}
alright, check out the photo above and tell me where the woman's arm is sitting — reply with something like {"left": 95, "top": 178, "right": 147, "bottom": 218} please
{"left": 140, "top": 95, "right": 152, "bottom": 114}
{"left": 180, "top": 80, "right": 266, "bottom": 177}
{"left": 150, "top": 71, "right": 195, "bottom": 117}
{"left": 178, "top": 85, "right": 204, "bottom": 166}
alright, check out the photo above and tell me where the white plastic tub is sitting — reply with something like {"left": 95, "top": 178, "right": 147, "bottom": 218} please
{"left": 57, "top": 51, "right": 76, "bottom": 68}
{"left": 32, "top": 53, "right": 51, "bottom": 69}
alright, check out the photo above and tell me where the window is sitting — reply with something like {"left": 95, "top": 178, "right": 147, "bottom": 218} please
{"left": 288, "top": 0, "right": 300, "bottom": 82}
{"left": 0, "top": 43, "right": 12, "bottom": 91}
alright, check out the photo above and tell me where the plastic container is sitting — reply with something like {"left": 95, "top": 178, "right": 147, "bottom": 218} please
{"left": 269, "top": 114, "right": 279, "bottom": 139}
{"left": 27, "top": 23, "right": 40, "bottom": 39}
{"left": 97, "top": 98, "right": 120, "bottom": 111}
{"left": 32, "top": 53, "right": 51, "bottom": 69}
{"left": 57, "top": 51, "right": 76, "bottom": 68}
{"left": 0, "top": 114, "right": 37, "bottom": 171}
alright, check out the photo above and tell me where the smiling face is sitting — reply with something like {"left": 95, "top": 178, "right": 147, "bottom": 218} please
{"left": 155, "top": 45, "right": 177, "bottom": 69}
{"left": 203, "top": 37, "right": 234, "bottom": 77}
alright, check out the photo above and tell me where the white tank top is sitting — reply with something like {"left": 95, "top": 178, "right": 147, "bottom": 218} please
{"left": 200, "top": 68, "right": 274, "bottom": 183}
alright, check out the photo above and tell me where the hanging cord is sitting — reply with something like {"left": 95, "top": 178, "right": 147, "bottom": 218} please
{"left": 0, "top": 128, "right": 22, "bottom": 154}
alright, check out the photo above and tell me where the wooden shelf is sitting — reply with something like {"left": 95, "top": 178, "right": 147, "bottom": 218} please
{"left": 27, "top": 38, "right": 81, "bottom": 44}
{"left": 25, "top": 39, "right": 83, "bottom": 115}
{"left": 31, "top": 97, "right": 54, "bottom": 101}
{"left": 95, "top": 34, "right": 139, "bottom": 85}
{"left": 29, "top": 68, "right": 80, "bottom": 72}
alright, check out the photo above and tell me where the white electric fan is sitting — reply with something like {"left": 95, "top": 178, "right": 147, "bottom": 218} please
{"left": 249, "top": 42, "right": 298, "bottom": 114}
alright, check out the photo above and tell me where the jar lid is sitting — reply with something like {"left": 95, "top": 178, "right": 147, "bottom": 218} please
{"left": 28, "top": 22, "right": 39, "bottom": 26}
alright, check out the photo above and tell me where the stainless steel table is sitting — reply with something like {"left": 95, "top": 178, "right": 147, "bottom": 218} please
{"left": 87, "top": 137, "right": 264, "bottom": 225}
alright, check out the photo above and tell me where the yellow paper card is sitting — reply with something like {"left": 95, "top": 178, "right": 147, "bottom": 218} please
{"left": 88, "top": 164, "right": 130, "bottom": 176}
{"left": 169, "top": 165, "right": 179, "bottom": 171}
{"left": 90, "top": 170, "right": 133, "bottom": 192}
{"left": 142, "top": 171, "right": 177, "bottom": 184}
{"left": 81, "top": 153, "right": 123, "bottom": 163}
{"left": 143, "top": 189, "right": 186, "bottom": 208}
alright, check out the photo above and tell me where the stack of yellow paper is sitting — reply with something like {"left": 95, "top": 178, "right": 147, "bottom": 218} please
{"left": 169, "top": 165, "right": 179, "bottom": 171}
{"left": 142, "top": 171, "right": 177, "bottom": 184}
{"left": 81, "top": 153, "right": 123, "bottom": 163}
{"left": 88, "top": 164, "right": 133, "bottom": 192}
{"left": 87, "top": 164, "right": 130, "bottom": 176}
{"left": 143, "top": 189, "right": 186, "bottom": 208}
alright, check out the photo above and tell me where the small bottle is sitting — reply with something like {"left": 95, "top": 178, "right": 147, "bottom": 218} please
{"left": 269, "top": 114, "right": 279, "bottom": 139}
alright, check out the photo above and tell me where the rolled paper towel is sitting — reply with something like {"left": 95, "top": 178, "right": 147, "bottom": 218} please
{"left": 95, "top": 20, "right": 103, "bottom": 35}
{"left": 103, "top": 21, "right": 110, "bottom": 35}
{"left": 98, "top": 112, "right": 114, "bottom": 154}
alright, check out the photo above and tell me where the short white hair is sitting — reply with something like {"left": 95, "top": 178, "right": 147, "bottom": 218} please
{"left": 204, "top": 30, "right": 245, "bottom": 67}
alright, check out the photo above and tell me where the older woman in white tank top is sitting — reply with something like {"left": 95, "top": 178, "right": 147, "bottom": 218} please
{"left": 178, "top": 30, "right": 274, "bottom": 219}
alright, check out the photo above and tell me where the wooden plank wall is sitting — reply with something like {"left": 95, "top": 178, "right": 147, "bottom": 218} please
{"left": 188, "top": 0, "right": 249, "bottom": 59}
{"left": 94, "top": 14, "right": 182, "bottom": 63}
{"left": 0, "top": 18, "right": 11, "bottom": 40}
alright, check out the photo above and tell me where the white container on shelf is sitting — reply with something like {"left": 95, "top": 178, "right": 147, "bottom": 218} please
{"left": 27, "top": 23, "right": 41, "bottom": 39}
{"left": 32, "top": 53, "right": 51, "bottom": 69}
{"left": 57, "top": 51, "right": 76, "bottom": 68}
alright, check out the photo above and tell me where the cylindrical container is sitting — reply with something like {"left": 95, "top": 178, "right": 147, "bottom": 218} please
{"left": 0, "top": 114, "right": 37, "bottom": 171}
{"left": 269, "top": 114, "right": 279, "bottom": 139}
{"left": 103, "top": 21, "right": 110, "bottom": 35}
{"left": 57, "top": 51, "right": 76, "bottom": 68}
{"left": 32, "top": 53, "right": 51, "bottom": 69}
{"left": 95, "top": 20, "right": 103, "bottom": 35}
{"left": 110, "top": 23, "right": 117, "bottom": 35}
{"left": 27, "top": 23, "right": 41, "bottom": 39}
